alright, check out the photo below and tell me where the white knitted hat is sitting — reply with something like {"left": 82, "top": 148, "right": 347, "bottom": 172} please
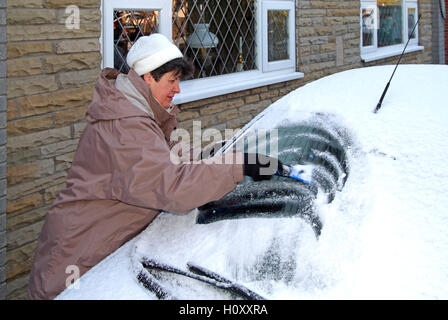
{"left": 126, "top": 33, "right": 183, "bottom": 75}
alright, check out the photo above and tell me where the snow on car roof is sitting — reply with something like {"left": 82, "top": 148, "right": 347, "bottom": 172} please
{"left": 56, "top": 64, "right": 448, "bottom": 300}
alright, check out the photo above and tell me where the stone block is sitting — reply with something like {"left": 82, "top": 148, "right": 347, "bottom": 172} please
{"left": 7, "top": 57, "right": 42, "bottom": 77}
{"left": 5, "top": 273, "right": 29, "bottom": 300}
{"left": 40, "top": 139, "right": 79, "bottom": 159}
{"left": 7, "top": 126, "right": 71, "bottom": 154}
{"left": 7, "top": 205, "right": 49, "bottom": 233}
{"left": 217, "top": 108, "right": 238, "bottom": 123}
{"left": 200, "top": 99, "right": 245, "bottom": 116}
{"left": 6, "top": 241, "right": 37, "bottom": 279}
{"left": 55, "top": 38, "right": 100, "bottom": 54}
{"left": 177, "top": 110, "right": 199, "bottom": 122}
{"left": 7, "top": 8, "right": 56, "bottom": 24}
{"left": 7, "top": 0, "right": 44, "bottom": 8}
{"left": 44, "top": 182, "right": 64, "bottom": 204}
{"left": 7, "top": 114, "right": 54, "bottom": 137}
{"left": 54, "top": 106, "right": 87, "bottom": 126}
{"left": 73, "top": 121, "right": 87, "bottom": 138}
{"left": 46, "top": 0, "right": 99, "bottom": 8}
{"left": 55, "top": 151, "right": 75, "bottom": 172}
{"left": 7, "top": 159, "right": 54, "bottom": 186}
{"left": 56, "top": 8, "right": 101, "bottom": 24}
{"left": 58, "top": 68, "right": 100, "bottom": 88}
{"left": 7, "top": 193, "right": 43, "bottom": 217}
{"left": 7, "top": 171, "right": 67, "bottom": 201}
{"left": 17, "top": 86, "right": 93, "bottom": 117}
{"left": 44, "top": 52, "right": 101, "bottom": 73}
{"left": 7, "top": 41, "right": 52, "bottom": 59}
{"left": 7, "top": 75, "right": 58, "bottom": 99}
{"left": 8, "top": 24, "right": 100, "bottom": 41}
{"left": 6, "top": 220, "right": 44, "bottom": 251}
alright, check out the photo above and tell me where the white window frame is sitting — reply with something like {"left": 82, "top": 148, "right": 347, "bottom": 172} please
{"left": 360, "top": 0, "right": 423, "bottom": 62}
{"left": 262, "top": 1, "right": 296, "bottom": 72}
{"left": 101, "top": 0, "right": 172, "bottom": 70}
{"left": 101, "top": 0, "right": 303, "bottom": 105}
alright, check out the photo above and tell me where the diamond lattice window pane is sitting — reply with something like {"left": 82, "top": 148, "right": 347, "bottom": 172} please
{"left": 173, "top": 0, "right": 257, "bottom": 79}
{"left": 113, "top": 10, "right": 160, "bottom": 73}
{"left": 267, "top": 10, "right": 289, "bottom": 62}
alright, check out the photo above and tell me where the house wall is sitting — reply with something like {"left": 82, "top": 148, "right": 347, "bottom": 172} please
{"left": 3, "top": 0, "right": 433, "bottom": 299}
{"left": 446, "top": 0, "right": 448, "bottom": 64}
{"left": 0, "top": 0, "right": 6, "bottom": 301}
{"left": 432, "top": 0, "right": 446, "bottom": 63}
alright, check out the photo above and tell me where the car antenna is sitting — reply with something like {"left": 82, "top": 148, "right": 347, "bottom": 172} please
{"left": 374, "top": 14, "right": 421, "bottom": 114}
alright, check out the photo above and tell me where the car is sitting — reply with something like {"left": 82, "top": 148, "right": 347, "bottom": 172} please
{"left": 56, "top": 64, "right": 448, "bottom": 300}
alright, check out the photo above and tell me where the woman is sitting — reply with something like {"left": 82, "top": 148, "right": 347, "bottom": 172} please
{"left": 28, "top": 34, "right": 280, "bottom": 299}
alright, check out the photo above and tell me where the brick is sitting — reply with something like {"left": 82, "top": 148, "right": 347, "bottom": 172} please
{"left": 7, "top": 114, "right": 54, "bottom": 137}
{"left": 7, "top": 126, "right": 71, "bottom": 154}
{"left": 7, "top": 42, "right": 52, "bottom": 59}
{"left": 7, "top": 8, "right": 56, "bottom": 24}
{"left": 6, "top": 193, "right": 43, "bottom": 217}
{"left": 44, "top": 52, "right": 101, "bottom": 73}
{"left": 7, "top": 75, "right": 58, "bottom": 99}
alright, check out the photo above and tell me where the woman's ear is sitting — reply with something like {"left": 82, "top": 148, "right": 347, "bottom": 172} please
{"left": 143, "top": 73, "right": 154, "bottom": 86}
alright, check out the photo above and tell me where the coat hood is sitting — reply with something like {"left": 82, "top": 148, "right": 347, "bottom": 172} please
{"left": 86, "top": 68, "right": 180, "bottom": 140}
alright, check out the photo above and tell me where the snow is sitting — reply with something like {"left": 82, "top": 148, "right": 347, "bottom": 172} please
{"left": 56, "top": 64, "right": 448, "bottom": 300}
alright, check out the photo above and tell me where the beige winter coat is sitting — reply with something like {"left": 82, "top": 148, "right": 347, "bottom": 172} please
{"left": 28, "top": 68, "right": 244, "bottom": 299}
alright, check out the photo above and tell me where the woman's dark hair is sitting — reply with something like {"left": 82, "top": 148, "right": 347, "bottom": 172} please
{"left": 147, "top": 57, "right": 194, "bottom": 82}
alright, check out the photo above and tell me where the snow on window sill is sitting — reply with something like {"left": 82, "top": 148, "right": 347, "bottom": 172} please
{"left": 361, "top": 45, "right": 424, "bottom": 63}
{"left": 173, "top": 69, "right": 304, "bottom": 105}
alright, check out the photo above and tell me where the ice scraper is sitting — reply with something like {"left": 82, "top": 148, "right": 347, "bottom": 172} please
{"left": 276, "top": 164, "right": 314, "bottom": 185}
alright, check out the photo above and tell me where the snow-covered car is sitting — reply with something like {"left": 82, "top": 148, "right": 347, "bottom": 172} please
{"left": 56, "top": 64, "right": 448, "bottom": 300}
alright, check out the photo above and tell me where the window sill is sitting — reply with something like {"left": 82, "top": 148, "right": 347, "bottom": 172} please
{"left": 361, "top": 45, "right": 424, "bottom": 62}
{"left": 173, "top": 69, "right": 304, "bottom": 105}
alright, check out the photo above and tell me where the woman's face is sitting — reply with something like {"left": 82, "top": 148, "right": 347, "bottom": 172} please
{"left": 144, "top": 71, "right": 181, "bottom": 108}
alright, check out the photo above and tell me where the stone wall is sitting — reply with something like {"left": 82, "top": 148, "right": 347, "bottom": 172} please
{"left": 0, "top": 0, "right": 6, "bottom": 301}
{"left": 446, "top": 0, "right": 448, "bottom": 64}
{"left": 5, "top": 0, "right": 100, "bottom": 299}
{"left": 4, "top": 0, "right": 433, "bottom": 300}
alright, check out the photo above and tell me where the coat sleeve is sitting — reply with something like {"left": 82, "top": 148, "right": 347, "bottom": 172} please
{"left": 109, "top": 117, "right": 244, "bottom": 214}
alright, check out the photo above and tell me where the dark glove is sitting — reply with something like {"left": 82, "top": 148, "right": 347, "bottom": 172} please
{"left": 243, "top": 153, "right": 283, "bottom": 181}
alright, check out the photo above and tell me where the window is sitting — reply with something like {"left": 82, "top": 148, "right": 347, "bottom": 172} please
{"left": 101, "top": 0, "right": 303, "bottom": 104}
{"left": 360, "top": 0, "right": 423, "bottom": 62}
